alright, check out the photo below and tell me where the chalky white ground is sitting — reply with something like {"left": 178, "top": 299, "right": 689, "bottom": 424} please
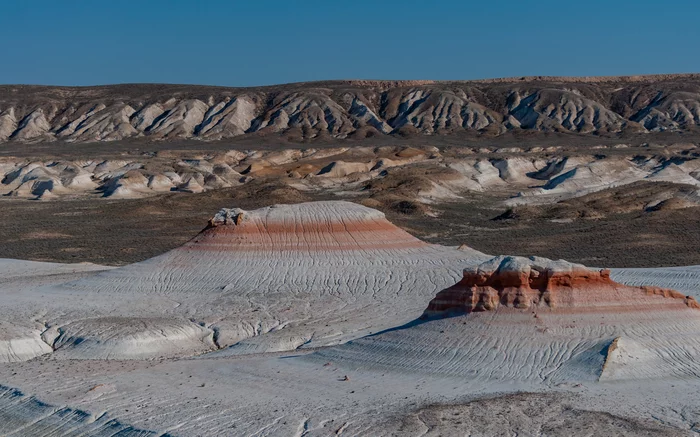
{"left": 1, "top": 201, "right": 700, "bottom": 436}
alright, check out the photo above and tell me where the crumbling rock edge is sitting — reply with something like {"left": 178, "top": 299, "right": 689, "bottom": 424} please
{"left": 424, "top": 255, "right": 700, "bottom": 316}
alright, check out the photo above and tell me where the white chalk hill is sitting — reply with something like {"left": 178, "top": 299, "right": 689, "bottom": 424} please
{"left": 0, "top": 201, "right": 488, "bottom": 361}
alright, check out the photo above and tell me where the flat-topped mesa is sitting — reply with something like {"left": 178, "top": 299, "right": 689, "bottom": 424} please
{"left": 425, "top": 255, "right": 699, "bottom": 316}
{"left": 189, "top": 200, "right": 428, "bottom": 252}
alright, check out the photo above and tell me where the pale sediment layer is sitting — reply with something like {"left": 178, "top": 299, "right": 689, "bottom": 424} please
{"left": 3, "top": 148, "right": 700, "bottom": 216}
{"left": 0, "top": 201, "right": 488, "bottom": 362}
{"left": 196, "top": 202, "right": 427, "bottom": 252}
{"left": 312, "top": 255, "right": 700, "bottom": 385}
{"left": 1, "top": 201, "right": 700, "bottom": 434}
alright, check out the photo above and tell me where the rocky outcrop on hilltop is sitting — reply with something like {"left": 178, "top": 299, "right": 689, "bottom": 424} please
{"left": 424, "top": 255, "right": 699, "bottom": 316}
{"left": 316, "top": 253, "right": 700, "bottom": 387}
{"left": 2, "top": 75, "right": 700, "bottom": 143}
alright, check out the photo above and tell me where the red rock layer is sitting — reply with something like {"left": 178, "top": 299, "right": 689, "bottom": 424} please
{"left": 425, "top": 257, "right": 699, "bottom": 316}
{"left": 184, "top": 203, "right": 428, "bottom": 252}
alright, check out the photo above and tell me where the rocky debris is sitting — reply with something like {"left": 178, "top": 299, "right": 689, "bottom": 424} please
{"left": 424, "top": 255, "right": 699, "bottom": 316}
{"left": 3, "top": 76, "right": 700, "bottom": 142}
{"left": 208, "top": 208, "right": 246, "bottom": 227}
{"left": 395, "top": 393, "right": 690, "bottom": 437}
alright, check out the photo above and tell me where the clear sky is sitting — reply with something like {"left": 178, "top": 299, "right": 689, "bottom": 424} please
{"left": 1, "top": 0, "right": 698, "bottom": 87}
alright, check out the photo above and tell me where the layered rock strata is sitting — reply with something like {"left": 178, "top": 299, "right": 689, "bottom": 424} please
{"left": 425, "top": 256, "right": 699, "bottom": 315}
{"left": 315, "top": 255, "right": 700, "bottom": 384}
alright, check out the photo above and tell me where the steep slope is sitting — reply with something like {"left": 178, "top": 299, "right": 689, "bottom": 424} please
{"left": 507, "top": 88, "right": 630, "bottom": 133}
{"left": 3, "top": 74, "right": 700, "bottom": 143}
{"left": 632, "top": 91, "right": 700, "bottom": 131}
{"left": 381, "top": 87, "right": 503, "bottom": 133}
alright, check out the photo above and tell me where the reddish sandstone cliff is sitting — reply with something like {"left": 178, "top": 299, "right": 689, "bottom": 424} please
{"left": 424, "top": 256, "right": 699, "bottom": 316}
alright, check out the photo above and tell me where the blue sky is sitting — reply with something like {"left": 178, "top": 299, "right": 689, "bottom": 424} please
{"left": 1, "top": 0, "right": 698, "bottom": 86}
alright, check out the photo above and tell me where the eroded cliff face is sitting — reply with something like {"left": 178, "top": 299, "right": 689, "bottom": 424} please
{"left": 424, "top": 255, "right": 700, "bottom": 315}
{"left": 3, "top": 75, "right": 700, "bottom": 143}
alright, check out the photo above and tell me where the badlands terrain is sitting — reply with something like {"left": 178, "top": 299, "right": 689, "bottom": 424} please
{"left": 2, "top": 74, "right": 700, "bottom": 144}
{"left": 2, "top": 75, "right": 700, "bottom": 436}
{"left": 1, "top": 201, "right": 700, "bottom": 436}
{"left": 2, "top": 139, "right": 700, "bottom": 267}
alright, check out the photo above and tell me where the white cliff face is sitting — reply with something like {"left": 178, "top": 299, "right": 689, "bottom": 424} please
{"left": 11, "top": 108, "right": 52, "bottom": 141}
{"left": 58, "top": 103, "right": 139, "bottom": 142}
{"left": 385, "top": 88, "right": 503, "bottom": 133}
{"left": 145, "top": 99, "right": 210, "bottom": 138}
{"left": 508, "top": 89, "right": 630, "bottom": 133}
{"left": 348, "top": 96, "right": 393, "bottom": 133}
{"left": 130, "top": 102, "right": 165, "bottom": 130}
{"left": 1, "top": 76, "right": 700, "bottom": 143}
{"left": 0, "top": 108, "right": 17, "bottom": 141}
{"left": 631, "top": 91, "right": 700, "bottom": 131}
{"left": 196, "top": 96, "right": 257, "bottom": 138}
{"left": 253, "top": 92, "right": 357, "bottom": 137}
